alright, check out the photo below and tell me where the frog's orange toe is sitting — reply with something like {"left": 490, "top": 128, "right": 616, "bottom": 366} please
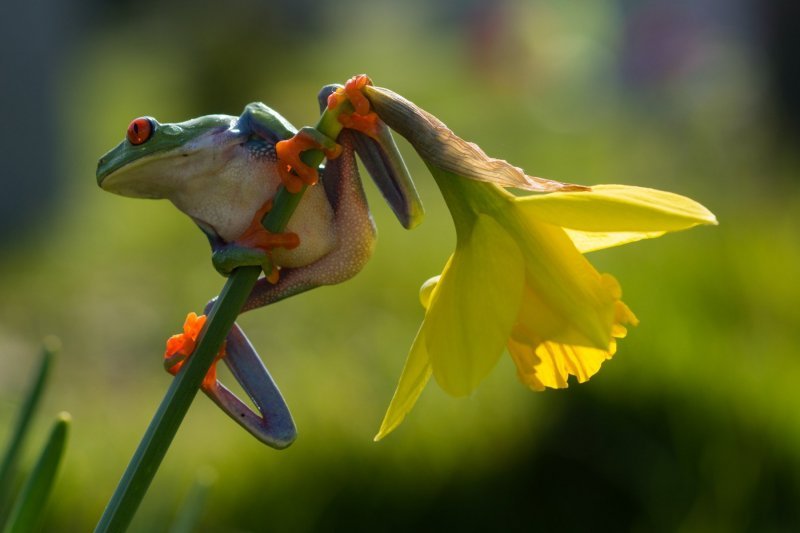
{"left": 234, "top": 197, "right": 300, "bottom": 258}
{"left": 278, "top": 164, "right": 307, "bottom": 194}
{"left": 276, "top": 135, "right": 319, "bottom": 190}
{"left": 343, "top": 74, "right": 373, "bottom": 115}
{"left": 338, "top": 111, "right": 380, "bottom": 140}
{"left": 237, "top": 207, "right": 300, "bottom": 251}
{"left": 275, "top": 129, "right": 341, "bottom": 192}
{"left": 163, "top": 312, "right": 224, "bottom": 389}
{"left": 201, "top": 342, "right": 227, "bottom": 390}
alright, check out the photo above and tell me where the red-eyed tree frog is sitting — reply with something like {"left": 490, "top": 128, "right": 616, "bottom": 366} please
{"left": 96, "top": 81, "right": 423, "bottom": 448}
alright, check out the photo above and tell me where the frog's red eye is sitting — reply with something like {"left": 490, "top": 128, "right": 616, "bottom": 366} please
{"left": 127, "top": 117, "right": 153, "bottom": 145}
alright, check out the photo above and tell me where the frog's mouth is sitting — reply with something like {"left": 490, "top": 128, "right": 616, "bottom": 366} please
{"left": 99, "top": 175, "right": 168, "bottom": 199}
{"left": 96, "top": 150, "right": 178, "bottom": 199}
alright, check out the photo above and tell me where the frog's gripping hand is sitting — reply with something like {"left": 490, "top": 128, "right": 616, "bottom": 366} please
{"left": 210, "top": 198, "right": 297, "bottom": 282}
{"left": 275, "top": 128, "right": 342, "bottom": 194}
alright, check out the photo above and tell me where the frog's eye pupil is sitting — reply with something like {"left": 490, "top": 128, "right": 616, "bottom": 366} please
{"left": 127, "top": 117, "right": 153, "bottom": 145}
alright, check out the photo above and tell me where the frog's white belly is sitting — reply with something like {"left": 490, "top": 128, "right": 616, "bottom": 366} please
{"left": 275, "top": 184, "right": 336, "bottom": 267}
{"left": 170, "top": 149, "right": 336, "bottom": 268}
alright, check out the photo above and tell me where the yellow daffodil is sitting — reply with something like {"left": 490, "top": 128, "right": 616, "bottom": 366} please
{"left": 374, "top": 170, "right": 716, "bottom": 440}
{"left": 361, "top": 84, "right": 717, "bottom": 440}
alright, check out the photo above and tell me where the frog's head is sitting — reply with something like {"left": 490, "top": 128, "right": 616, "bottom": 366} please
{"left": 96, "top": 115, "right": 234, "bottom": 198}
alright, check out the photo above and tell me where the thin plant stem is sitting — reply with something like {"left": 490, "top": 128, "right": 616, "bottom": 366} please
{"left": 0, "top": 338, "right": 57, "bottom": 520}
{"left": 2, "top": 412, "right": 70, "bottom": 533}
{"left": 94, "top": 99, "right": 349, "bottom": 533}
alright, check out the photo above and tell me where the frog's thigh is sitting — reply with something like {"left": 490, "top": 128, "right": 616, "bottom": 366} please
{"left": 273, "top": 185, "right": 336, "bottom": 267}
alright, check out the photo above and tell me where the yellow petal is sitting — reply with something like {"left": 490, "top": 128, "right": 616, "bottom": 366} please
{"left": 517, "top": 184, "right": 717, "bottom": 232}
{"left": 424, "top": 214, "right": 524, "bottom": 396}
{"left": 509, "top": 211, "right": 616, "bottom": 349}
{"left": 508, "top": 338, "right": 614, "bottom": 391}
{"left": 374, "top": 326, "right": 432, "bottom": 441}
{"left": 564, "top": 229, "right": 666, "bottom": 253}
{"left": 509, "top": 274, "right": 637, "bottom": 391}
{"left": 419, "top": 276, "right": 440, "bottom": 309}
{"left": 614, "top": 298, "right": 639, "bottom": 331}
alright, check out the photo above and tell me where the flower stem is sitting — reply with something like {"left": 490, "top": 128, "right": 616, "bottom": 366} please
{"left": 95, "top": 99, "right": 348, "bottom": 533}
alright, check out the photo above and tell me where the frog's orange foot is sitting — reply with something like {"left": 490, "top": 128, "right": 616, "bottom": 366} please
{"left": 234, "top": 199, "right": 299, "bottom": 283}
{"left": 212, "top": 199, "right": 298, "bottom": 281}
{"left": 328, "top": 74, "right": 381, "bottom": 140}
{"left": 275, "top": 128, "right": 342, "bottom": 194}
{"left": 237, "top": 199, "right": 300, "bottom": 252}
{"left": 338, "top": 112, "right": 381, "bottom": 140}
{"left": 164, "top": 312, "right": 226, "bottom": 390}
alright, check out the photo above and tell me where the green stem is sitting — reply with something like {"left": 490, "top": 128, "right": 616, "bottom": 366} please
{"left": 95, "top": 98, "right": 349, "bottom": 533}
{"left": 3, "top": 413, "right": 70, "bottom": 533}
{"left": 0, "top": 338, "right": 57, "bottom": 521}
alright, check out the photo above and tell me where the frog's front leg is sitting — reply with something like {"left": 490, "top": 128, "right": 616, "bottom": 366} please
{"left": 240, "top": 100, "right": 342, "bottom": 194}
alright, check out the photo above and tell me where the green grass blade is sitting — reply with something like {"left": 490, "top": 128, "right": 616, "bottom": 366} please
{"left": 2, "top": 412, "right": 71, "bottom": 533}
{"left": 0, "top": 338, "right": 58, "bottom": 515}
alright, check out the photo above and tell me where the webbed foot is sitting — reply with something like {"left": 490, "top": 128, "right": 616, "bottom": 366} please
{"left": 275, "top": 127, "right": 342, "bottom": 193}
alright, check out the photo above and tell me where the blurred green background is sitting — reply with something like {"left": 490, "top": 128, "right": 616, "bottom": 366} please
{"left": 1, "top": 0, "right": 799, "bottom": 531}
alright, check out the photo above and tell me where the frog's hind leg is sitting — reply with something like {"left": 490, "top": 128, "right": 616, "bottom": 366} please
{"left": 163, "top": 308, "right": 296, "bottom": 448}
{"left": 202, "top": 321, "right": 297, "bottom": 449}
